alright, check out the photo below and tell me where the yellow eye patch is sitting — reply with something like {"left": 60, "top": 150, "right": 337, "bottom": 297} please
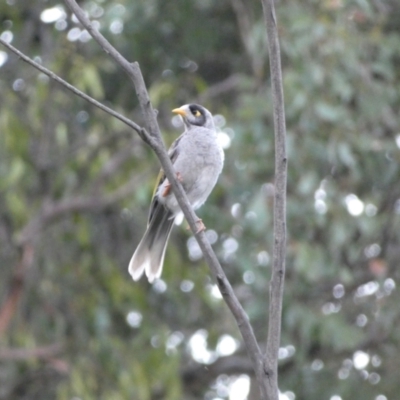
{"left": 194, "top": 110, "right": 201, "bottom": 117}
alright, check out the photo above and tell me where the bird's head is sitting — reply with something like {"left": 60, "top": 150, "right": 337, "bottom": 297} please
{"left": 172, "top": 104, "right": 214, "bottom": 130}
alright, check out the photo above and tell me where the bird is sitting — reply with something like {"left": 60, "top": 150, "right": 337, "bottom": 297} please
{"left": 128, "top": 103, "right": 224, "bottom": 283}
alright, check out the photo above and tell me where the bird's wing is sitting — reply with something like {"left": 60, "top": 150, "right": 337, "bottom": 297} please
{"left": 147, "top": 134, "right": 183, "bottom": 225}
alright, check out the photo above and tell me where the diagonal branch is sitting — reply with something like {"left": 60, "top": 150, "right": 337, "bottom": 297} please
{"left": 0, "top": 38, "right": 148, "bottom": 141}
{"left": 261, "top": 0, "right": 288, "bottom": 399}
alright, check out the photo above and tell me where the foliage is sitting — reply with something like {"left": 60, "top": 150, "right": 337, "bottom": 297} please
{"left": 1, "top": 0, "right": 400, "bottom": 399}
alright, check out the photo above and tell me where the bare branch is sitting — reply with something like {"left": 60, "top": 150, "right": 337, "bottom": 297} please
{"left": 261, "top": 0, "right": 288, "bottom": 399}
{"left": 0, "top": 38, "right": 149, "bottom": 141}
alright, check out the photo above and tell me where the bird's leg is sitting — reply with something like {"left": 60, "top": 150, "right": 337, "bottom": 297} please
{"left": 162, "top": 181, "right": 171, "bottom": 197}
{"left": 162, "top": 172, "right": 183, "bottom": 197}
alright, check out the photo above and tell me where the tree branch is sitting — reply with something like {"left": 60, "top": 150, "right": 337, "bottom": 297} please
{"left": 0, "top": 38, "right": 147, "bottom": 141}
{"left": 261, "top": 0, "right": 288, "bottom": 399}
{"left": 63, "top": 0, "right": 268, "bottom": 394}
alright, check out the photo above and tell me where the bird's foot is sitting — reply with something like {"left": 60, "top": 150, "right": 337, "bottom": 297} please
{"left": 195, "top": 219, "right": 206, "bottom": 233}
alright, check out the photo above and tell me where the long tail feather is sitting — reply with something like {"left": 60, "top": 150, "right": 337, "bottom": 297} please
{"left": 128, "top": 204, "right": 174, "bottom": 282}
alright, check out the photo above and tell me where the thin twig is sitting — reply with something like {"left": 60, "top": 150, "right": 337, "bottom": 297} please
{"left": 0, "top": 38, "right": 148, "bottom": 140}
{"left": 63, "top": 0, "right": 267, "bottom": 392}
{"left": 261, "top": 0, "right": 288, "bottom": 399}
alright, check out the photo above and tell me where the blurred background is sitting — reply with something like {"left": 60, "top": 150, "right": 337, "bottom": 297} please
{"left": 1, "top": 0, "right": 400, "bottom": 399}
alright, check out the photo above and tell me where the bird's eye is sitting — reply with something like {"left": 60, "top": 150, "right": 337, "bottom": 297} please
{"left": 193, "top": 110, "right": 201, "bottom": 117}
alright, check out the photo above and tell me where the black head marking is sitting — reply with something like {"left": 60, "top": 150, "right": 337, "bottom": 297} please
{"left": 188, "top": 104, "right": 206, "bottom": 126}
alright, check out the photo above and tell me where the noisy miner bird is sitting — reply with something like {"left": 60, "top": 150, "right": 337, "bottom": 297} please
{"left": 128, "top": 104, "right": 224, "bottom": 283}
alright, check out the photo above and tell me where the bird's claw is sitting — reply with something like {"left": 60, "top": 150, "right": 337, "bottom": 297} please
{"left": 195, "top": 219, "right": 206, "bottom": 233}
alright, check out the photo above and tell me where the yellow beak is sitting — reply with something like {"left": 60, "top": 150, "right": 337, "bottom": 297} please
{"left": 172, "top": 107, "right": 187, "bottom": 117}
